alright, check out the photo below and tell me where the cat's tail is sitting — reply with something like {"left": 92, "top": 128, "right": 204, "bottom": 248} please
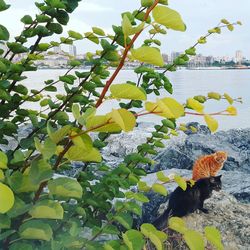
{"left": 152, "top": 206, "right": 172, "bottom": 230}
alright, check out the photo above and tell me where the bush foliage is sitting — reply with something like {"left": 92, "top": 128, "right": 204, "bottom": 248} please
{"left": 0, "top": 0, "right": 241, "bottom": 249}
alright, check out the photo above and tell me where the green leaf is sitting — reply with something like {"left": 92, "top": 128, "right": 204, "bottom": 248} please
{"left": 227, "top": 24, "right": 234, "bottom": 31}
{"left": 111, "top": 108, "right": 136, "bottom": 132}
{"left": 68, "top": 30, "right": 83, "bottom": 40}
{"left": 30, "top": 159, "right": 53, "bottom": 185}
{"left": 156, "top": 171, "right": 170, "bottom": 182}
{"left": 152, "top": 183, "right": 168, "bottom": 196}
{"left": 125, "top": 202, "right": 142, "bottom": 216}
{"left": 174, "top": 175, "right": 187, "bottom": 190}
{"left": 47, "top": 123, "right": 71, "bottom": 144}
{"left": 0, "top": 0, "right": 10, "bottom": 12}
{"left": 114, "top": 212, "right": 133, "bottom": 229}
{"left": 204, "top": 114, "right": 218, "bottom": 133}
{"left": 168, "top": 217, "right": 187, "bottom": 234}
{"left": 187, "top": 98, "right": 204, "bottom": 113}
{"left": 69, "top": 60, "right": 81, "bottom": 67}
{"left": 204, "top": 226, "right": 224, "bottom": 250}
{"left": 0, "top": 24, "right": 10, "bottom": 40}
{"left": 184, "top": 230, "right": 205, "bottom": 250}
{"left": 34, "top": 137, "right": 56, "bottom": 160}
{"left": 152, "top": 6, "right": 186, "bottom": 31}
{"left": 84, "top": 32, "right": 99, "bottom": 44}
{"left": 0, "top": 150, "right": 8, "bottom": 169}
{"left": 92, "top": 27, "right": 105, "bottom": 36}
{"left": 21, "top": 15, "right": 33, "bottom": 24}
{"left": 208, "top": 92, "right": 221, "bottom": 100}
{"left": 7, "top": 42, "right": 28, "bottom": 53}
{"left": 0, "top": 214, "right": 11, "bottom": 229}
{"left": 123, "top": 229, "right": 145, "bottom": 250}
{"left": 19, "top": 220, "right": 53, "bottom": 241}
{"left": 110, "top": 83, "right": 147, "bottom": 100}
{"left": 47, "top": 22, "right": 63, "bottom": 34}
{"left": 131, "top": 46, "right": 164, "bottom": 67}
{"left": 9, "top": 243, "right": 33, "bottom": 250}
{"left": 141, "top": 0, "right": 154, "bottom": 7}
{"left": 29, "top": 200, "right": 64, "bottom": 220}
{"left": 0, "top": 182, "right": 15, "bottom": 213}
{"left": 7, "top": 197, "right": 32, "bottom": 218}
{"left": 48, "top": 177, "right": 83, "bottom": 199}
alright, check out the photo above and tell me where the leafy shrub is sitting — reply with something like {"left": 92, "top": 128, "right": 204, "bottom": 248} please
{"left": 0, "top": 0, "right": 241, "bottom": 249}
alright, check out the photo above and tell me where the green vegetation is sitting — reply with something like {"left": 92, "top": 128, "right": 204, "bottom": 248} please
{"left": 0, "top": 0, "right": 241, "bottom": 249}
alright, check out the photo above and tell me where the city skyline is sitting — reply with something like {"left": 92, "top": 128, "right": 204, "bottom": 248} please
{"left": 0, "top": 0, "right": 249, "bottom": 58}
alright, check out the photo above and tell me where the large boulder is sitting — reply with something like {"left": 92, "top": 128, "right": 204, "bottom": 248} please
{"left": 152, "top": 127, "right": 250, "bottom": 173}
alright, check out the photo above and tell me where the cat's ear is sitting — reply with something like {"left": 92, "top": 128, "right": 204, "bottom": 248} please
{"left": 217, "top": 175, "right": 222, "bottom": 179}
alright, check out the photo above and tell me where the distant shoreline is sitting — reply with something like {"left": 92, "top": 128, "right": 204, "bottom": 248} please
{"left": 36, "top": 66, "right": 250, "bottom": 71}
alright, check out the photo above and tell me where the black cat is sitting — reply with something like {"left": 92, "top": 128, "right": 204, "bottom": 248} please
{"left": 152, "top": 175, "right": 222, "bottom": 229}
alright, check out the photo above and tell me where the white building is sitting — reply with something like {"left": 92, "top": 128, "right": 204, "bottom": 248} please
{"left": 69, "top": 45, "right": 77, "bottom": 57}
{"left": 235, "top": 50, "right": 243, "bottom": 64}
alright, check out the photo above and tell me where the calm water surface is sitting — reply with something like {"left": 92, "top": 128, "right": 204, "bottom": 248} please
{"left": 24, "top": 69, "right": 250, "bottom": 131}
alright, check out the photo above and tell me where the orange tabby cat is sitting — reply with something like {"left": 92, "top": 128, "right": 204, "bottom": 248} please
{"left": 192, "top": 151, "right": 227, "bottom": 181}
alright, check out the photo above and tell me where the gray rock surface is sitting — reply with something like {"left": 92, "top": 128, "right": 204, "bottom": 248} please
{"left": 138, "top": 168, "right": 250, "bottom": 225}
{"left": 153, "top": 127, "right": 250, "bottom": 173}
{"left": 160, "top": 192, "right": 250, "bottom": 250}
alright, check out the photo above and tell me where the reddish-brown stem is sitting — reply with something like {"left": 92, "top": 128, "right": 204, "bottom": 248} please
{"left": 185, "top": 110, "right": 229, "bottom": 116}
{"left": 95, "top": 0, "right": 160, "bottom": 108}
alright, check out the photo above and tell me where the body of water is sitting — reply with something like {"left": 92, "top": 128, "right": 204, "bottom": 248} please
{"left": 24, "top": 69, "right": 250, "bottom": 131}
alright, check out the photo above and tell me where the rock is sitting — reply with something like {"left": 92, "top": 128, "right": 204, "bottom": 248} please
{"left": 179, "top": 192, "right": 250, "bottom": 250}
{"left": 138, "top": 168, "right": 250, "bottom": 226}
{"left": 152, "top": 128, "right": 250, "bottom": 173}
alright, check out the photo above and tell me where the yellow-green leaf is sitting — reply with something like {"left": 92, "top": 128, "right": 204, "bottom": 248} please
{"left": 187, "top": 98, "right": 204, "bottom": 113}
{"left": 204, "top": 114, "right": 218, "bottom": 132}
{"left": 0, "top": 183, "right": 15, "bottom": 213}
{"left": 47, "top": 124, "right": 71, "bottom": 144}
{"left": 208, "top": 92, "right": 221, "bottom": 100}
{"left": 0, "top": 151, "right": 8, "bottom": 169}
{"left": 48, "top": 177, "right": 83, "bottom": 199}
{"left": 66, "top": 146, "right": 101, "bottom": 162}
{"left": 92, "top": 27, "right": 105, "bottom": 36}
{"left": 174, "top": 175, "right": 187, "bottom": 190}
{"left": 29, "top": 200, "right": 64, "bottom": 220}
{"left": 226, "top": 106, "right": 237, "bottom": 116}
{"left": 157, "top": 97, "right": 185, "bottom": 118}
{"left": 131, "top": 47, "right": 164, "bottom": 67}
{"left": 156, "top": 171, "right": 170, "bottom": 182}
{"left": 152, "top": 183, "right": 168, "bottom": 196}
{"left": 71, "top": 132, "right": 93, "bottom": 152}
{"left": 138, "top": 181, "right": 151, "bottom": 192}
{"left": 152, "top": 6, "right": 186, "bottom": 31}
{"left": 145, "top": 101, "right": 164, "bottom": 116}
{"left": 122, "top": 15, "right": 144, "bottom": 38}
{"left": 0, "top": 169, "right": 4, "bottom": 181}
{"left": 86, "top": 115, "right": 121, "bottom": 133}
{"left": 19, "top": 220, "right": 53, "bottom": 241}
{"left": 224, "top": 93, "right": 233, "bottom": 104}
{"left": 168, "top": 217, "right": 187, "bottom": 234}
{"left": 184, "top": 230, "right": 205, "bottom": 250}
{"left": 111, "top": 108, "right": 136, "bottom": 132}
{"left": 204, "top": 226, "right": 224, "bottom": 250}
{"left": 110, "top": 83, "right": 147, "bottom": 100}
{"left": 123, "top": 229, "right": 145, "bottom": 250}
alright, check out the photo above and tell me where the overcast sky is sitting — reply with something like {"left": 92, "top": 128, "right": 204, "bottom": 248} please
{"left": 1, "top": 0, "right": 249, "bottom": 58}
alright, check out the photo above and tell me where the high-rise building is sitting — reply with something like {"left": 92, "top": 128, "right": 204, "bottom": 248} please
{"left": 69, "top": 45, "right": 77, "bottom": 57}
{"left": 171, "top": 51, "right": 181, "bottom": 62}
{"left": 235, "top": 50, "right": 243, "bottom": 64}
